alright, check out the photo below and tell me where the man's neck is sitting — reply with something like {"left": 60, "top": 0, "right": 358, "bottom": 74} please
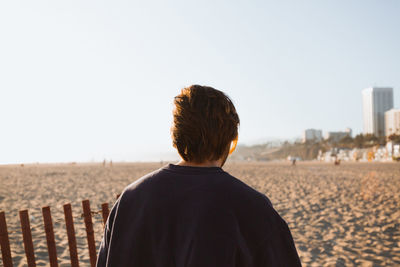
{"left": 177, "top": 160, "right": 222, "bottom": 168}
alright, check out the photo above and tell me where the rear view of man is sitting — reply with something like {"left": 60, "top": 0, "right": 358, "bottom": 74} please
{"left": 97, "top": 85, "right": 301, "bottom": 266}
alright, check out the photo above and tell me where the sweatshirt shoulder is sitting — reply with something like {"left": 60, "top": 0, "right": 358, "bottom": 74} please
{"left": 120, "top": 167, "right": 166, "bottom": 199}
{"left": 220, "top": 171, "right": 273, "bottom": 207}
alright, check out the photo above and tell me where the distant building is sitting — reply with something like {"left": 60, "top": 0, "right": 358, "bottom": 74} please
{"left": 324, "top": 128, "right": 352, "bottom": 143}
{"left": 302, "top": 129, "right": 322, "bottom": 143}
{"left": 362, "top": 87, "right": 394, "bottom": 137}
{"left": 345, "top": 127, "right": 352, "bottom": 137}
{"left": 385, "top": 109, "right": 400, "bottom": 137}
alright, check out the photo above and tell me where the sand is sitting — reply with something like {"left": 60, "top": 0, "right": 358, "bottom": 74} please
{"left": 0, "top": 161, "right": 399, "bottom": 266}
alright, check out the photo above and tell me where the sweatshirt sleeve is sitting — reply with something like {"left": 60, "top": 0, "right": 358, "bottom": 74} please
{"left": 254, "top": 219, "right": 302, "bottom": 267}
{"left": 96, "top": 199, "right": 119, "bottom": 267}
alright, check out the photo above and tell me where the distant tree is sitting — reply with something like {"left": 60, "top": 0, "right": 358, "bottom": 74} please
{"left": 364, "top": 134, "right": 378, "bottom": 142}
{"left": 378, "top": 136, "right": 386, "bottom": 146}
{"left": 388, "top": 134, "right": 400, "bottom": 144}
{"left": 340, "top": 136, "right": 353, "bottom": 143}
{"left": 325, "top": 137, "right": 337, "bottom": 146}
{"left": 354, "top": 134, "right": 364, "bottom": 148}
{"left": 338, "top": 136, "right": 354, "bottom": 148}
{"left": 283, "top": 141, "right": 290, "bottom": 147}
{"left": 363, "top": 134, "right": 379, "bottom": 147}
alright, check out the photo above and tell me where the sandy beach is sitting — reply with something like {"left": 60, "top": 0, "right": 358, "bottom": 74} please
{"left": 0, "top": 161, "right": 399, "bottom": 266}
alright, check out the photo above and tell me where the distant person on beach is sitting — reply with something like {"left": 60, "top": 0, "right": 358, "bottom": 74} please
{"left": 97, "top": 85, "right": 301, "bottom": 266}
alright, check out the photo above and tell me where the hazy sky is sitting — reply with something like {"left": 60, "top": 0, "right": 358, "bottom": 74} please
{"left": 1, "top": 0, "right": 399, "bottom": 163}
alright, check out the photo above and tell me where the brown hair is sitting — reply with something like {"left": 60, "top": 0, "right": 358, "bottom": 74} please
{"left": 171, "top": 85, "right": 240, "bottom": 163}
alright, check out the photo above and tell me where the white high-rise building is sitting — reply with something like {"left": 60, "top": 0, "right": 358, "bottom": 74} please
{"left": 385, "top": 109, "right": 400, "bottom": 137}
{"left": 362, "top": 87, "right": 394, "bottom": 137}
{"left": 302, "top": 129, "right": 322, "bottom": 143}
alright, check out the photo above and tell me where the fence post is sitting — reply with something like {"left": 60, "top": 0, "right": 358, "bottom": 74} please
{"left": 82, "top": 200, "right": 97, "bottom": 267}
{"left": 19, "top": 210, "right": 36, "bottom": 267}
{"left": 101, "top": 203, "right": 109, "bottom": 225}
{"left": 42, "top": 206, "right": 58, "bottom": 267}
{"left": 63, "top": 204, "right": 79, "bottom": 267}
{"left": 0, "top": 211, "right": 13, "bottom": 267}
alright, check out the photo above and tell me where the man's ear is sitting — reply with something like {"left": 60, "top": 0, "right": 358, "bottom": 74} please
{"left": 229, "top": 137, "right": 238, "bottom": 155}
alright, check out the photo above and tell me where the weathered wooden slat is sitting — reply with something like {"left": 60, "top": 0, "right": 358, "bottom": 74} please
{"left": 42, "top": 206, "right": 58, "bottom": 267}
{"left": 19, "top": 210, "right": 36, "bottom": 267}
{"left": 63, "top": 204, "right": 79, "bottom": 267}
{"left": 101, "top": 203, "right": 109, "bottom": 225}
{"left": 0, "top": 211, "right": 13, "bottom": 267}
{"left": 82, "top": 200, "right": 97, "bottom": 267}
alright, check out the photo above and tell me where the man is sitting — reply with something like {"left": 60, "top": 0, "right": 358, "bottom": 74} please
{"left": 97, "top": 85, "right": 301, "bottom": 266}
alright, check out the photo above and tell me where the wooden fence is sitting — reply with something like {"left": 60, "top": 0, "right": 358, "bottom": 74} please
{"left": 0, "top": 196, "right": 120, "bottom": 267}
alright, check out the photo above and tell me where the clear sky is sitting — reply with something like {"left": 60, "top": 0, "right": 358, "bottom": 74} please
{"left": 1, "top": 0, "right": 399, "bottom": 163}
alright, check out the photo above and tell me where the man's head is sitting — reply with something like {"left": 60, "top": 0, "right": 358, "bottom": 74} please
{"left": 171, "top": 85, "right": 240, "bottom": 165}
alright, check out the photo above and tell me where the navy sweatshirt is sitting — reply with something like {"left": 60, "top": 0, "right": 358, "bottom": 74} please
{"left": 97, "top": 164, "right": 301, "bottom": 267}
